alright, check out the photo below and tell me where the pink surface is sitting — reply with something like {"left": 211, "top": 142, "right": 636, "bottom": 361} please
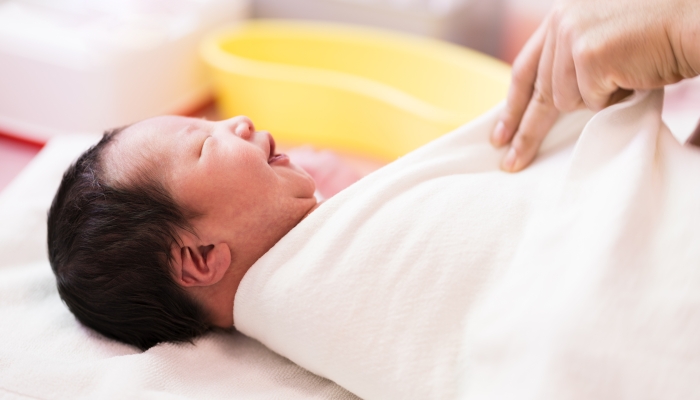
{"left": 0, "top": 135, "right": 42, "bottom": 194}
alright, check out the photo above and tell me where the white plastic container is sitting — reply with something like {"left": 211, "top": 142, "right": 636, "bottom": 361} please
{"left": 252, "top": 0, "right": 503, "bottom": 56}
{"left": 0, "top": 0, "right": 249, "bottom": 142}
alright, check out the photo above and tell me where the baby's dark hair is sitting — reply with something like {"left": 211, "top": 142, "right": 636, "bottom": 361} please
{"left": 47, "top": 128, "right": 210, "bottom": 350}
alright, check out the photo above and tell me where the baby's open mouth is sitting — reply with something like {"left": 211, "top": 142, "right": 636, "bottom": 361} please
{"left": 267, "top": 132, "right": 288, "bottom": 164}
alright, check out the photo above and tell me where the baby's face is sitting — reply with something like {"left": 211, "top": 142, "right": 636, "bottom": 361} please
{"left": 104, "top": 115, "right": 317, "bottom": 261}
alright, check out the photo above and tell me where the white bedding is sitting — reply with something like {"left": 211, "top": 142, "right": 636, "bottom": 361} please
{"left": 235, "top": 90, "right": 700, "bottom": 399}
{"left": 0, "top": 136, "right": 357, "bottom": 399}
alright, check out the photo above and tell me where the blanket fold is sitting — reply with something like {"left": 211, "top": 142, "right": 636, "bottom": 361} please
{"left": 235, "top": 90, "right": 700, "bottom": 400}
{"left": 459, "top": 90, "right": 700, "bottom": 400}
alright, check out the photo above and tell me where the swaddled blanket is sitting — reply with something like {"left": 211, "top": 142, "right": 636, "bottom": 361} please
{"left": 235, "top": 90, "right": 700, "bottom": 399}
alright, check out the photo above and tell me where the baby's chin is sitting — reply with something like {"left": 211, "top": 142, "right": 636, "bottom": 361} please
{"left": 285, "top": 160, "right": 318, "bottom": 200}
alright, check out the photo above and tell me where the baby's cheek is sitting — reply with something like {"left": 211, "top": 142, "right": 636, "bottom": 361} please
{"left": 287, "top": 148, "right": 360, "bottom": 198}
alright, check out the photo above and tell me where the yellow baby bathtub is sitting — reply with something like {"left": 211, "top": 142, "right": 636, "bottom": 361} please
{"left": 201, "top": 20, "right": 511, "bottom": 161}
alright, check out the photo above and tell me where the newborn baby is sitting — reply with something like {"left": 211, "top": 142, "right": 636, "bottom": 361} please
{"left": 48, "top": 115, "right": 359, "bottom": 350}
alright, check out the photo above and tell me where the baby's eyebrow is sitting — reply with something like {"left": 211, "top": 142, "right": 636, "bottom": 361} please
{"left": 175, "top": 122, "right": 209, "bottom": 139}
{"left": 175, "top": 123, "right": 198, "bottom": 136}
{"left": 179, "top": 119, "right": 213, "bottom": 135}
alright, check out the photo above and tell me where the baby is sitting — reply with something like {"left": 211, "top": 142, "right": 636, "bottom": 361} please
{"left": 48, "top": 115, "right": 359, "bottom": 350}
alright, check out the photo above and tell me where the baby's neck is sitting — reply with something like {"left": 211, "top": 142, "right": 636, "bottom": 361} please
{"left": 218, "top": 198, "right": 321, "bottom": 328}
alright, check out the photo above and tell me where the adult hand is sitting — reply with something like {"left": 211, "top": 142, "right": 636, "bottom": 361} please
{"left": 688, "top": 120, "right": 700, "bottom": 148}
{"left": 492, "top": 0, "right": 700, "bottom": 172}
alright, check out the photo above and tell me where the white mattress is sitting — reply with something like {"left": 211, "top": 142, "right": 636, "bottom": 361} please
{"left": 0, "top": 135, "right": 357, "bottom": 399}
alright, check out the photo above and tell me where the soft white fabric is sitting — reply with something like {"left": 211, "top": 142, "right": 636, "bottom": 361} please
{"left": 458, "top": 90, "right": 700, "bottom": 399}
{"left": 0, "top": 136, "right": 357, "bottom": 399}
{"left": 235, "top": 90, "right": 700, "bottom": 400}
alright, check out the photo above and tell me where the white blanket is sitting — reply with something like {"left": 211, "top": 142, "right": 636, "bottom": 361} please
{"left": 235, "top": 90, "right": 700, "bottom": 399}
{"left": 0, "top": 137, "right": 357, "bottom": 399}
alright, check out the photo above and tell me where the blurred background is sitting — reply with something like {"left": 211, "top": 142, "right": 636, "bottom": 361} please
{"left": 0, "top": 0, "right": 599, "bottom": 192}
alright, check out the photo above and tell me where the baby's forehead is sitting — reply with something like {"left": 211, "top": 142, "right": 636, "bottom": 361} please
{"left": 103, "top": 116, "right": 185, "bottom": 186}
{"left": 122, "top": 115, "right": 194, "bottom": 142}
{"left": 129, "top": 115, "right": 195, "bottom": 134}
{"left": 104, "top": 114, "right": 211, "bottom": 189}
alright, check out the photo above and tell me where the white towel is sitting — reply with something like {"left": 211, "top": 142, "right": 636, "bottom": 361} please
{"left": 235, "top": 90, "right": 700, "bottom": 400}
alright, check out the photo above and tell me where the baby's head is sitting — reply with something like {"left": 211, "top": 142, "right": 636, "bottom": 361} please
{"left": 48, "top": 116, "right": 316, "bottom": 350}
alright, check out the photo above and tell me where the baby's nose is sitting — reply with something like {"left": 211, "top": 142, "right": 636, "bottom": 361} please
{"left": 235, "top": 122, "right": 253, "bottom": 139}
{"left": 227, "top": 115, "right": 255, "bottom": 139}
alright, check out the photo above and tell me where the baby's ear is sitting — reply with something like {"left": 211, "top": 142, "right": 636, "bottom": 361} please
{"left": 170, "top": 234, "right": 231, "bottom": 287}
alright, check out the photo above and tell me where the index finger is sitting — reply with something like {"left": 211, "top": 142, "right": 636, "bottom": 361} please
{"left": 491, "top": 17, "right": 550, "bottom": 148}
{"left": 502, "top": 27, "right": 560, "bottom": 172}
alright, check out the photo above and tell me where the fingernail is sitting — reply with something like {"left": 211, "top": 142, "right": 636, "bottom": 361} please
{"left": 502, "top": 147, "right": 517, "bottom": 172}
{"left": 492, "top": 121, "right": 506, "bottom": 146}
